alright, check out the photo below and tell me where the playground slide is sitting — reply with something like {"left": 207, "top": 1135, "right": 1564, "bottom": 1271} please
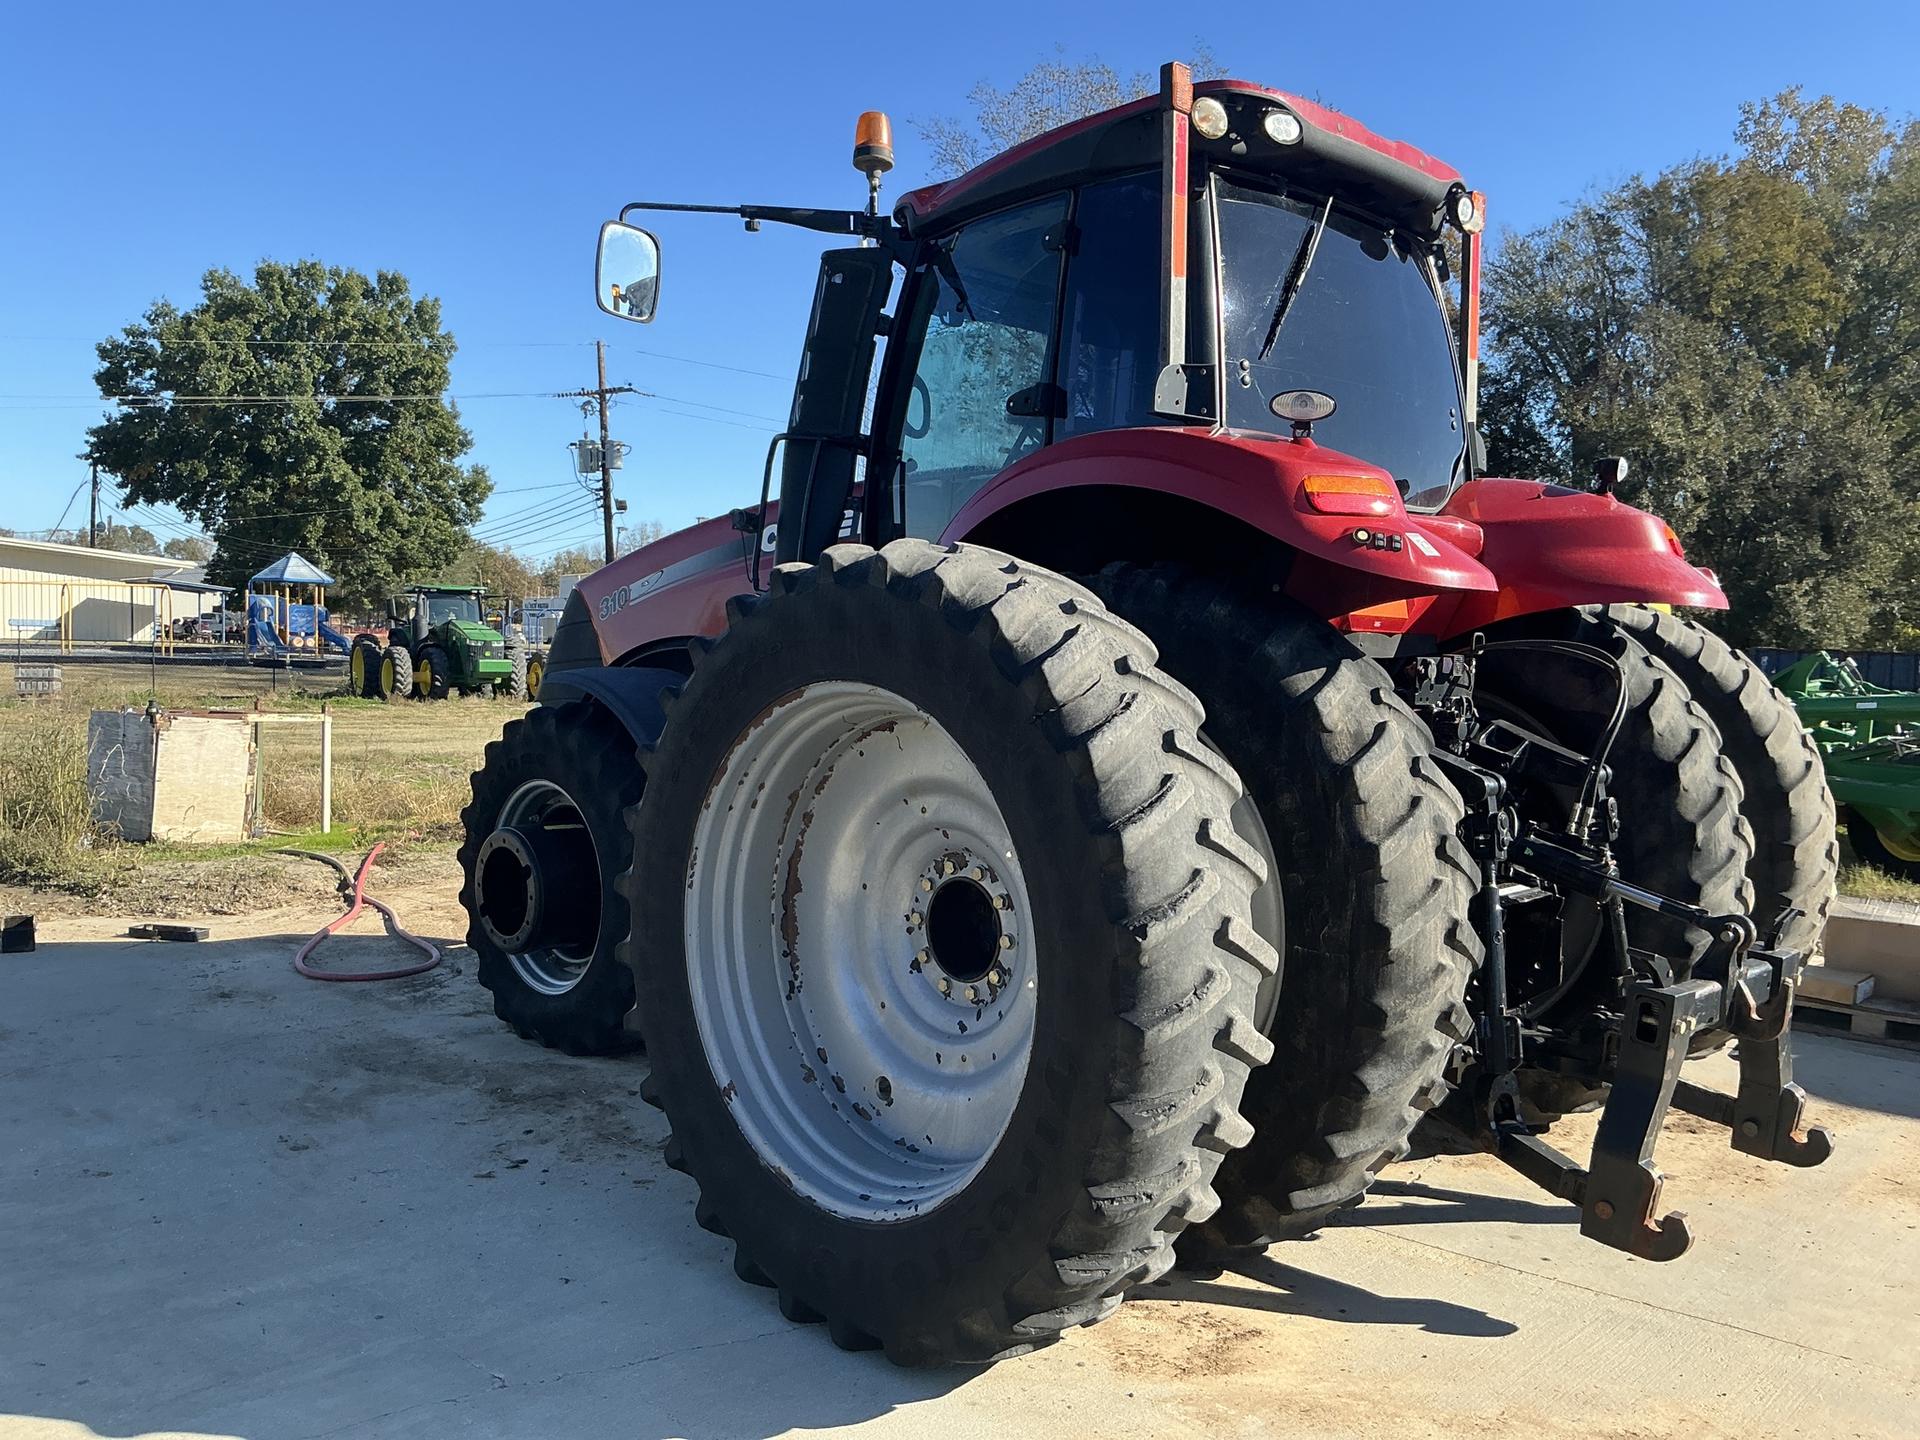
{"left": 247, "top": 617, "right": 293, "bottom": 654}
{"left": 317, "top": 619, "right": 353, "bottom": 654}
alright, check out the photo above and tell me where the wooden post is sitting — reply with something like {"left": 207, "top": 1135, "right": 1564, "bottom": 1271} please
{"left": 319, "top": 704, "right": 333, "bottom": 834}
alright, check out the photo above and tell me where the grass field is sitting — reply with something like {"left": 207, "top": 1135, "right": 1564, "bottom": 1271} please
{"left": 0, "top": 660, "right": 513, "bottom": 916}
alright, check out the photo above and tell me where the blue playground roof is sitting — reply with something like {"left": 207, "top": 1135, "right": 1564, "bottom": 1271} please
{"left": 250, "top": 552, "right": 334, "bottom": 586}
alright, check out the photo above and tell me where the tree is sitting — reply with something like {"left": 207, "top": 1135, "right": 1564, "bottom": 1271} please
{"left": 32, "top": 521, "right": 162, "bottom": 554}
{"left": 161, "top": 535, "right": 214, "bottom": 563}
{"left": 1481, "top": 91, "right": 1920, "bottom": 649}
{"left": 441, "top": 538, "right": 539, "bottom": 601}
{"left": 917, "top": 46, "right": 1224, "bottom": 179}
{"left": 85, "top": 261, "right": 489, "bottom": 608}
{"left": 539, "top": 546, "right": 603, "bottom": 589}
{"left": 618, "top": 520, "right": 665, "bottom": 555}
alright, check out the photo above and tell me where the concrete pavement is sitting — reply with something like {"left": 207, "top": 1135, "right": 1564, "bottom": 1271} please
{"left": 2, "top": 911, "right": 1914, "bottom": 1439}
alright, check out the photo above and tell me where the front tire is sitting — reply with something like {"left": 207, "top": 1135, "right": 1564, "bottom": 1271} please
{"left": 459, "top": 701, "right": 644, "bottom": 1055}
{"left": 414, "top": 643, "right": 452, "bottom": 701}
{"left": 624, "top": 541, "right": 1271, "bottom": 1365}
{"left": 378, "top": 644, "right": 413, "bottom": 701}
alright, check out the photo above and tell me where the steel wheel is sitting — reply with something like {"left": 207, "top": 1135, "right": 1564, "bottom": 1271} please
{"left": 494, "top": 778, "right": 600, "bottom": 996}
{"left": 685, "top": 680, "right": 1035, "bottom": 1222}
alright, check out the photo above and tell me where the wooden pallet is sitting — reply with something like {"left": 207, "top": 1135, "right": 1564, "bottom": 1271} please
{"left": 1794, "top": 993, "right": 1920, "bottom": 1050}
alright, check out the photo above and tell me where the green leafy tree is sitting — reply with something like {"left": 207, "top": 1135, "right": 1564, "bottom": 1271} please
{"left": 539, "top": 545, "right": 603, "bottom": 589}
{"left": 440, "top": 538, "right": 539, "bottom": 601}
{"left": 1482, "top": 91, "right": 1920, "bottom": 649}
{"left": 85, "top": 261, "right": 489, "bottom": 607}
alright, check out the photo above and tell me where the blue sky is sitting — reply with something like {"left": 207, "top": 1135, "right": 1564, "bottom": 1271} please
{"left": 3, "top": 0, "right": 1916, "bottom": 561}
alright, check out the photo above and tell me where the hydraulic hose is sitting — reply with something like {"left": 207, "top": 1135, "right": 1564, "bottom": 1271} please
{"left": 277, "top": 844, "right": 443, "bottom": 981}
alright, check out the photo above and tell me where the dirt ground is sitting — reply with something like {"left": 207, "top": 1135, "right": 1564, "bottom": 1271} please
{"left": 2, "top": 876, "right": 1915, "bottom": 1440}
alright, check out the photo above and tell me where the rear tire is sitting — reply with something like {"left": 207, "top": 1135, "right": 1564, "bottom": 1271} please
{"left": 1597, "top": 606, "right": 1838, "bottom": 955}
{"left": 1471, "top": 620, "right": 1755, "bottom": 1120}
{"left": 501, "top": 637, "right": 530, "bottom": 700}
{"left": 527, "top": 649, "right": 547, "bottom": 701}
{"left": 459, "top": 701, "right": 644, "bottom": 1055}
{"left": 349, "top": 635, "right": 381, "bottom": 698}
{"left": 1093, "top": 564, "right": 1479, "bottom": 1251}
{"left": 623, "top": 540, "right": 1271, "bottom": 1365}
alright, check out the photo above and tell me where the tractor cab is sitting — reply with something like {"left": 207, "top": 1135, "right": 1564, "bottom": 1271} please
{"left": 594, "top": 67, "right": 1493, "bottom": 587}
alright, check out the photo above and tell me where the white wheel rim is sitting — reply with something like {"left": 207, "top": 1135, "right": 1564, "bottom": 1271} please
{"left": 499, "top": 778, "right": 600, "bottom": 994}
{"left": 685, "top": 681, "right": 1036, "bottom": 1222}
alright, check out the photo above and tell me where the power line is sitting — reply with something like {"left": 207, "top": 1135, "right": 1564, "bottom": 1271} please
{"left": 612, "top": 344, "right": 788, "bottom": 381}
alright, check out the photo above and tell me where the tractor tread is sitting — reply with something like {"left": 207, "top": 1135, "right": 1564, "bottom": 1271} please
{"left": 1092, "top": 564, "right": 1480, "bottom": 1254}
{"left": 622, "top": 540, "right": 1268, "bottom": 1365}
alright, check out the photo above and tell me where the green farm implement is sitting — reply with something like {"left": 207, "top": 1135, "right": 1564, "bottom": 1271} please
{"left": 1775, "top": 653, "right": 1920, "bottom": 879}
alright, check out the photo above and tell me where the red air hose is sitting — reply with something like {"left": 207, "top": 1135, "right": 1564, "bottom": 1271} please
{"left": 284, "top": 843, "right": 443, "bottom": 981}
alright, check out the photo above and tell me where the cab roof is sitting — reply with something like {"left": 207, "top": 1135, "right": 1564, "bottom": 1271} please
{"left": 896, "top": 80, "right": 1465, "bottom": 240}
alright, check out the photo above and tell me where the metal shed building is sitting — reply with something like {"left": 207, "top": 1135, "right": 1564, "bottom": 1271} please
{"left": 0, "top": 535, "right": 199, "bottom": 644}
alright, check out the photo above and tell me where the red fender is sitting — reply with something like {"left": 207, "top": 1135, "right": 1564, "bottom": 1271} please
{"left": 945, "top": 427, "right": 1497, "bottom": 599}
{"left": 1419, "top": 479, "right": 1728, "bottom": 636}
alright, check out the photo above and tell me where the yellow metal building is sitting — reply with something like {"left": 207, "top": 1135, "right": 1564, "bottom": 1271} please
{"left": 0, "top": 535, "right": 204, "bottom": 645}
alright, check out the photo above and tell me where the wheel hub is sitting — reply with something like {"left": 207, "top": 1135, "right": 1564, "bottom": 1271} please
{"left": 476, "top": 779, "right": 602, "bottom": 993}
{"left": 684, "top": 682, "right": 1037, "bottom": 1222}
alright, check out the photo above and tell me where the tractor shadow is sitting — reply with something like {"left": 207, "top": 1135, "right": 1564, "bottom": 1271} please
{"left": 1337, "top": 1177, "right": 1581, "bottom": 1228}
{"left": 1153, "top": 1244, "right": 1519, "bottom": 1338}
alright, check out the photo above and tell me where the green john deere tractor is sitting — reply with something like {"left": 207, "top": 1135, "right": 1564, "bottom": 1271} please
{"left": 351, "top": 584, "right": 531, "bottom": 702}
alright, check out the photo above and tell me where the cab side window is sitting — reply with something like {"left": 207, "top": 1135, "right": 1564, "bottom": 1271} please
{"left": 1058, "top": 172, "right": 1162, "bottom": 438}
{"left": 900, "top": 195, "right": 1068, "bottom": 540}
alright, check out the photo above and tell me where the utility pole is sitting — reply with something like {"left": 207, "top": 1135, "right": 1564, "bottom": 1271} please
{"left": 557, "top": 341, "right": 636, "bottom": 565}
{"left": 88, "top": 463, "right": 99, "bottom": 548}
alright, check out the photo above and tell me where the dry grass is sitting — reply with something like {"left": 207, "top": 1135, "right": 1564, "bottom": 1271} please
{"left": 0, "top": 705, "right": 97, "bottom": 883}
{"left": 0, "top": 659, "right": 515, "bottom": 908}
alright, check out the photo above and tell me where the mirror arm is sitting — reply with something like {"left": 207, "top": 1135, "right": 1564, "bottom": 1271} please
{"left": 619, "top": 200, "right": 892, "bottom": 242}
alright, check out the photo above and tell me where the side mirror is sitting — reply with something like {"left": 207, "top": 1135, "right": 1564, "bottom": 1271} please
{"left": 386, "top": 598, "right": 401, "bottom": 621}
{"left": 596, "top": 221, "right": 661, "bottom": 323}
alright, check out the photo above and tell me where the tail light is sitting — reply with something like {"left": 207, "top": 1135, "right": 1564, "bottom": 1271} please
{"left": 1303, "top": 474, "right": 1399, "bottom": 518}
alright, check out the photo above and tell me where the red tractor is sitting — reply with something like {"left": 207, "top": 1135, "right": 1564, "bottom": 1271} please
{"left": 460, "top": 69, "right": 1838, "bottom": 1365}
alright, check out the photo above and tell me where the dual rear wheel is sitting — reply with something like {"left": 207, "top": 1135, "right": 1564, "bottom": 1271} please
{"left": 457, "top": 542, "right": 1836, "bottom": 1363}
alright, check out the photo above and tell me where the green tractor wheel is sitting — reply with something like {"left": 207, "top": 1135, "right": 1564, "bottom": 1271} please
{"left": 414, "top": 643, "right": 453, "bottom": 701}
{"left": 349, "top": 636, "right": 382, "bottom": 698}
{"left": 1849, "top": 808, "right": 1920, "bottom": 881}
{"left": 525, "top": 650, "right": 546, "bottom": 701}
{"left": 377, "top": 644, "right": 413, "bottom": 701}
{"left": 500, "top": 637, "right": 530, "bottom": 699}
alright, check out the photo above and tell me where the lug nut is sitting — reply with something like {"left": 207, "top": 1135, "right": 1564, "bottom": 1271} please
{"left": 965, "top": 986, "right": 978, "bottom": 1003}
{"left": 909, "top": 912, "right": 923, "bottom": 929}
{"left": 937, "top": 977, "right": 950, "bottom": 995}
{"left": 916, "top": 948, "right": 930, "bottom": 964}
{"left": 970, "top": 867, "right": 984, "bottom": 881}
{"left": 994, "top": 894, "right": 1010, "bottom": 910}
{"left": 941, "top": 860, "right": 955, "bottom": 875}
{"left": 998, "top": 934, "right": 1013, "bottom": 950}
{"left": 920, "top": 879, "right": 933, "bottom": 893}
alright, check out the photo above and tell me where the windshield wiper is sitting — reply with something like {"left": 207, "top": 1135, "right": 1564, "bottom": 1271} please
{"left": 1257, "top": 196, "right": 1334, "bottom": 361}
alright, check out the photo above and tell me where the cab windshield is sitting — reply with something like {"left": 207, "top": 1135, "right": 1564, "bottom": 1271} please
{"left": 1216, "top": 178, "right": 1466, "bottom": 509}
{"left": 424, "top": 594, "right": 482, "bottom": 625}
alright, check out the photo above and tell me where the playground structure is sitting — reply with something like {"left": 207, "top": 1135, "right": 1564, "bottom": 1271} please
{"left": 245, "top": 553, "right": 350, "bottom": 665}
{"left": 1775, "top": 652, "right": 1920, "bottom": 880}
